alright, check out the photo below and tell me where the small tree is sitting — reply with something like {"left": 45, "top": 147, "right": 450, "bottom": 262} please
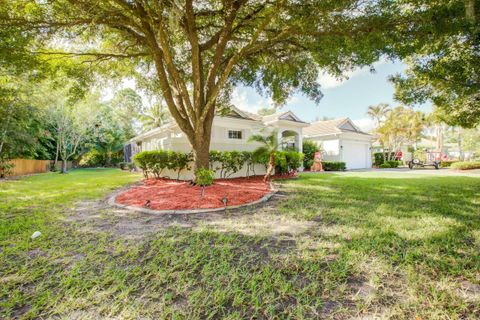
{"left": 48, "top": 96, "right": 99, "bottom": 173}
{"left": 375, "top": 106, "right": 426, "bottom": 161}
{"left": 249, "top": 130, "right": 279, "bottom": 182}
{"left": 302, "top": 140, "right": 320, "bottom": 170}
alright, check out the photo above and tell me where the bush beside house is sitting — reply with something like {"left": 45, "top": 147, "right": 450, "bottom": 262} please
{"left": 302, "top": 140, "right": 320, "bottom": 170}
{"left": 373, "top": 152, "right": 396, "bottom": 166}
{"left": 133, "top": 149, "right": 304, "bottom": 180}
{"left": 79, "top": 149, "right": 124, "bottom": 167}
{"left": 322, "top": 161, "right": 346, "bottom": 171}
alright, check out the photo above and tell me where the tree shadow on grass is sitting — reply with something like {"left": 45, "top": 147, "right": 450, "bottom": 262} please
{"left": 3, "top": 173, "right": 479, "bottom": 319}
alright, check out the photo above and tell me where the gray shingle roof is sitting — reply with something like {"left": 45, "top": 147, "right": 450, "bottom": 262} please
{"left": 304, "top": 118, "right": 371, "bottom": 137}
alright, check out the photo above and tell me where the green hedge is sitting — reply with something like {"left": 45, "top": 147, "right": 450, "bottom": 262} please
{"left": 118, "top": 162, "right": 135, "bottom": 170}
{"left": 302, "top": 140, "right": 319, "bottom": 169}
{"left": 79, "top": 149, "right": 124, "bottom": 167}
{"left": 386, "top": 160, "right": 401, "bottom": 168}
{"left": 440, "top": 160, "right": 457, "bottom": 168}
{"left": 133, "top": 150, "right": 192, "bottom": 179}
{"left": 322, "top": 161, "right": 346, "bottom": 171}
{"left": 134, "top": 149, "right": 304, "bottom": 179}
{"left": 374, "top": 152, "right": 396, "bottom": 166}
{"left": 450, "top": 161, "right": 480, "bottom": 170}
{"left": 275, "top": 151, "right": 305, "bottom": 175}
{"left": 209, "top": 150, "right": 246, "bottom": 178}
{"left": 379, "top": 163, "right": 391, "bottom": 168}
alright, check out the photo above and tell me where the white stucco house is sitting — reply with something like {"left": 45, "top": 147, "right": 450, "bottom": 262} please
{"left": 303, "top": 118, "right": 375, "bottom": 169}
{"left": 124, "top": 107, "right": 309, "bottom": 178}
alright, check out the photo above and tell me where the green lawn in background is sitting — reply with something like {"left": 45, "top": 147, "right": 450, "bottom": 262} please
{"left": 1, "top": 169, "right": 479, "bottom": 319}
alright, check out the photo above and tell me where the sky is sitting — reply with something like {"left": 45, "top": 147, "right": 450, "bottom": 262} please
{"left": 106, "top": 59, "right": 432, "bottom": 132}
{"left": 231, "top": 60, "right": 432, "bottom": 131}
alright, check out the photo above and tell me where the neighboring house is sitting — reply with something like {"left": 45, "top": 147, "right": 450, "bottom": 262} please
{"left": 124, "top": 107, "right": 308, "bottom": 178}
{"left": 304, "top": 118, "right": 374, "bottom": 169}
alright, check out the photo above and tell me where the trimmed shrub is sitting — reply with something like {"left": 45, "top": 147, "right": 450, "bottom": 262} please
{"left": 386, "top": 160, "right": 401, "bottom": 168}
{"left": 379, "top": 163, "right": 391, "bottom": 168}
{"left": 241, "top": 151, "right": 255, "bottom": 177}
{"left": 118, "top": 162, "right": 129, "bottom": 170}
{"left": 302, "top": 140, "right": 319, "bottom": 169}
{"left": 134, "top": 149, "right": 304, "bottom": 179}
{"left": 133, "top": 151, "right": 152, "bottom": 178}
{"left": 275, "top": 151, "right": 304, "bottom": 175}
{"left": 133, "top": 150, "right": 192, "bottom": 179}
{"left": 374, "top": 152, "right": 396, "bottom": 166}
{"left": 285, "top": 151, "right": 304, "bottom": 172}
{"left": 170, "top": 152, "right": 192, "bottom": 180}
{"left": 440, "top": 160, "right": 457, "bottom": 168}
{"left": 252, "top": 151, "right": 270, "bottom": 170}
{"left": 196, "top": 168, "right": 214, "bottom": 197}
{"left": 450, "top": 161, "right": 480, "bottom": 170}
{"left": 209, "top": 150, "right": 245, "bottom": 178}
{"left": 196, "top": 168, "right": 214, "bottom": 186}
{"left": 322, "top": 161, "right": 346, "bottom": 171}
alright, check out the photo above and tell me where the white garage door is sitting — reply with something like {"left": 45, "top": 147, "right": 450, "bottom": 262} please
{"left": 342, "top": 141, "right": 370, "bottom": 169}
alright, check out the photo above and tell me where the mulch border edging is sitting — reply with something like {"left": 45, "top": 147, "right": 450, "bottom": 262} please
{"left": 107, "top": 181, "right": 277, "bottom": 215}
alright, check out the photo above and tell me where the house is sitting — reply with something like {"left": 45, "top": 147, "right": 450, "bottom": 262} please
{"left": 303, "top": 118, "right": 374, "bottom": 169}
{"left": 124, "top": 107, "right": 309, "bottom": 178}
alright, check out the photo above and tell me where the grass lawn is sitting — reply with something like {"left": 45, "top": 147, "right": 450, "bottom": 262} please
{"left": 1, "top": 169, "right": 479, "bottom": 319}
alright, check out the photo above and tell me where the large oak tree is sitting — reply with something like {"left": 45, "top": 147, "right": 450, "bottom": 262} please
{"left": 391, "top": 0, "right": 479, "bottom": 128}
{"left": 2, "top": 0, "right": 475, "bottom": 172}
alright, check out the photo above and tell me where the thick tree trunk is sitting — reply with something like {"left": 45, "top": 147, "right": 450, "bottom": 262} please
{"left": 188, "top": 105, "right": 215, "bottom": 179}
{"left": 192, "top": 137, "right": 211, "bottom": 173}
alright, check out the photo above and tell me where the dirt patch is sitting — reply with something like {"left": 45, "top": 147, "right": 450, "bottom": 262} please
{"left": 66, "top": 183, "right": 315, "bottom": 242}
{"left": 458, "top": 280, "right": 480, "bottom": 301}
{"left": 115, "top": 176, "right": 272, "bottom": 210}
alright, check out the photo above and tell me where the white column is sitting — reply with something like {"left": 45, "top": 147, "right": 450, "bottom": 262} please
{"left": 298, "top": 130, "right": 304, "bottom": 171}
{"left": 277, "top": 129, "right": 283, "bottom": 150}
{"left": 298, "top": 130, "right": 303, "bottom": 153}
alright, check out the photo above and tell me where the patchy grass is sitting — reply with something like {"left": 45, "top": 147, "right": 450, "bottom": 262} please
{"left": 1, "top": 169, "right": 479, "bottom": 319}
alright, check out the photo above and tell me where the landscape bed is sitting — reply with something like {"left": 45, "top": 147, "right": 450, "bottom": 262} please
{"left": 115, "top": 176, "right": 273, "bottom": 210}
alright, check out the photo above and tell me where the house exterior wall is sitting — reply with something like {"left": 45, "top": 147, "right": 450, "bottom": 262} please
{"left": 306, "top": 133, "right": 373, "bottom": 168}
{"left": 307, "top": 137, "right": 342, "bottom": 162}
{"left": 127, "top": 115, "right": 306, "bottom": 179}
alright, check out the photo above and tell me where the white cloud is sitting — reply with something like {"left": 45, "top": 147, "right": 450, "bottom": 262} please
{"left": 231, "top": 87, "right": 272, "bottom": 113}
{"left": 352, "top": 118, "right": 375, "bottom": 132}
{"left": 318, "top": 60, "right": 387, "bottom": 89}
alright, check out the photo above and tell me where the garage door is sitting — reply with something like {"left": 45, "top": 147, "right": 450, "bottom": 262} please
{"left": 342, "top": 141, "right": 369, "bottom": 169}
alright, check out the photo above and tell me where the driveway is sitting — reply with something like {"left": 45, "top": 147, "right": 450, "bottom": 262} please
{"left": 347, "top": 167, "right": 480, "bottom": 176}
{"left": 303, "top": 167, "right": 480, "bottom": 177}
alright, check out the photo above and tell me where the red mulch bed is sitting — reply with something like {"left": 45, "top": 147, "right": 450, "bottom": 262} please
{"left": 115, "top": 176, "right": 274, "bottom": 211}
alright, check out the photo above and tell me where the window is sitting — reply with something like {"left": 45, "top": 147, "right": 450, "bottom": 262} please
{"left": 228, "top": 130, "right": 242, "bottom": 139}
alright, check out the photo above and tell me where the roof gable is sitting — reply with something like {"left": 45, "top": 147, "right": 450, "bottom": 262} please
{"left": 339, "top": 120, "right": 357, "bottom": 131}
{"left": 220, "top": 106, "right": 258, "bottom": 121}
{"left": 304, "top": 118, "right": 371, "bottom": 137}
{"left": 263, "top": 110, "right": 305, "bottom": 123}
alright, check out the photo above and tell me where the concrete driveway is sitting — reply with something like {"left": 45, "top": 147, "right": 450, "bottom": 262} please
{"left": 303, "top": 167, "right": 480, "bottom": 177}
{"left": 346, "top": 167, "right": 480, "bottom": 177}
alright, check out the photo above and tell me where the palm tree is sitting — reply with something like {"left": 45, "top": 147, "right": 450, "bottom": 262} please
{"left": 367, "top": 103, "right": 391, "bottom": 128}
{"left": 140, "top": 103, "right": 171, "bottom": 131}
{"left": 249, "top": 130, "right": 278, "bottom": 182}
{"left": 367, "top": 103, "right": 391, "bottom": 162}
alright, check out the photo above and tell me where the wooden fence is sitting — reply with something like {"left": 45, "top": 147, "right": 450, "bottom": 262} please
{"left": 8, "top": 159, "right": 51, "bottom": 177}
